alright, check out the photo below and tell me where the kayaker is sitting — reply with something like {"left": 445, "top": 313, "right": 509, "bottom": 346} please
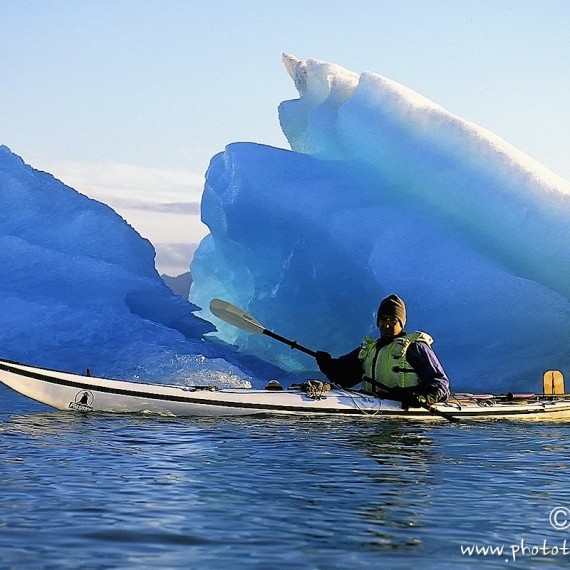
{"left": 315, "top": 294, "right": 450, "bottom": 408}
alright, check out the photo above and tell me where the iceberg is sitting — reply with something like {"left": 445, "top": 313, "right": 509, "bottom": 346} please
{"left": 0, "top": 145, "right": 282, "bottom": 387}
{"left": 190, "top": 55, "right": 570, "bottom": 390}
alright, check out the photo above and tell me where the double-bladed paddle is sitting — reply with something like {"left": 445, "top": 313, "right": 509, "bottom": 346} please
{"left": 209, "top": 299, "right": 459, "bottom": 421}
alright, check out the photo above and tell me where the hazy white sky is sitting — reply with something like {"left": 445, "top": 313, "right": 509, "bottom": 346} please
{"left": 1, "top": 0, "right": 568, "bottom": 275}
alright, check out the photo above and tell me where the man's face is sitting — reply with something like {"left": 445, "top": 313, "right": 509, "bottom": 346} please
{"left": 378, "top": 316, "right": 403, "bottom": 338}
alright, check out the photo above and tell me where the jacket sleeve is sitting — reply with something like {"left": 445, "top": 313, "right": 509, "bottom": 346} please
{"left": 317, "top": 347, "right": 363, "bottom": 388}
{"left": 406, "top": 342, "right": 450, "bottom": 399}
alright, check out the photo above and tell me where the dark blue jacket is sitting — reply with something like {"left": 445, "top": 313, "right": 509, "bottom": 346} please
{"left": 317, "top": 332, "right": 450, "bottom": 403}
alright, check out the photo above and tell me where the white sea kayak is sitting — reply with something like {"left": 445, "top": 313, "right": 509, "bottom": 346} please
{"left": 1, "top": 357, "right": 570, "bottom": 421}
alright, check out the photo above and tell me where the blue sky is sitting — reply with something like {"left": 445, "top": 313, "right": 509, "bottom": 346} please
{"left": 1, "top": 0, "right": 569, "bottom": 274}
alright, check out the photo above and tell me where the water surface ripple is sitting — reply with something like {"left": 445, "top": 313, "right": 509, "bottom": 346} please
{"left": 1, "top": 386, "right": 570, "bottom": 568}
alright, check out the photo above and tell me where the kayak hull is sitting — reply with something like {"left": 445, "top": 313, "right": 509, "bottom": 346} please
{"left": 1, "top": 358, "right": 570, "bottom": 420}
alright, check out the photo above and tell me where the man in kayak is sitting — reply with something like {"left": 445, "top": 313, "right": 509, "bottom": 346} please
{"left": 315, "top": 294, "right": 450, "bottom": 408}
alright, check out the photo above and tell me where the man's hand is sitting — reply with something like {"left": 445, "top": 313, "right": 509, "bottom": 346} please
{"left": 416, "top": 395, "right": 428, "bottom": 407}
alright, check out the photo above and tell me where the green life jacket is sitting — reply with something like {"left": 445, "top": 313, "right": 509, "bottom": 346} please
{"left": 358, "top": 332, "right": 433, "bottom": 394}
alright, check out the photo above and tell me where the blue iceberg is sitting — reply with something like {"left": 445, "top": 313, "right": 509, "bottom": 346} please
{"left": 0, "top": 145, "right": 278, "bottom": 386}
{"left": 190, "top": 55, "right": 570, "bottom": 390}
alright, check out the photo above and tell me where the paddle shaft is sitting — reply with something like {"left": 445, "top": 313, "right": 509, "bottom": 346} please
{"left": 263, "top": 323, "right": 459, "bottom": 422}
{"left": 263, "top": 329, "right": 460, "bottom": 422}
{"left": 262, "top": 329, "right": 317, "bottom": 358}
{"left": 425, "top": 404, "right": 460, "bottom": 423}
{"left": 492, "top": 393, "right": 570, "bottom": 401}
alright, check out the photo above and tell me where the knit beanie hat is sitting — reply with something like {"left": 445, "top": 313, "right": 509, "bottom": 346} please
{"left": 377, "top": 294, "right": 407, "bottom": 327}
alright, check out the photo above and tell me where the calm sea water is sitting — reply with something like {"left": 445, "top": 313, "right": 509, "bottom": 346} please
{"left": 1, "top": 384, "right": 570, "bottom": 569}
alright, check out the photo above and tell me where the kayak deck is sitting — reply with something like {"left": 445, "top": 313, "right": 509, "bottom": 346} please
{"left": 1, "top": 357, "right": 570, "bottom": 420}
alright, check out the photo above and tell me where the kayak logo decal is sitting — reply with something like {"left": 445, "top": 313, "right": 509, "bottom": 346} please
{"left": 69, "top": 390, "right": 94, "bottom": 411}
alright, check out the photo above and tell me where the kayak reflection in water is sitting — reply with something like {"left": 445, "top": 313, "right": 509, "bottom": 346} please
{"left": 315, "top": 294, "right": 450, "bottom": 409}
